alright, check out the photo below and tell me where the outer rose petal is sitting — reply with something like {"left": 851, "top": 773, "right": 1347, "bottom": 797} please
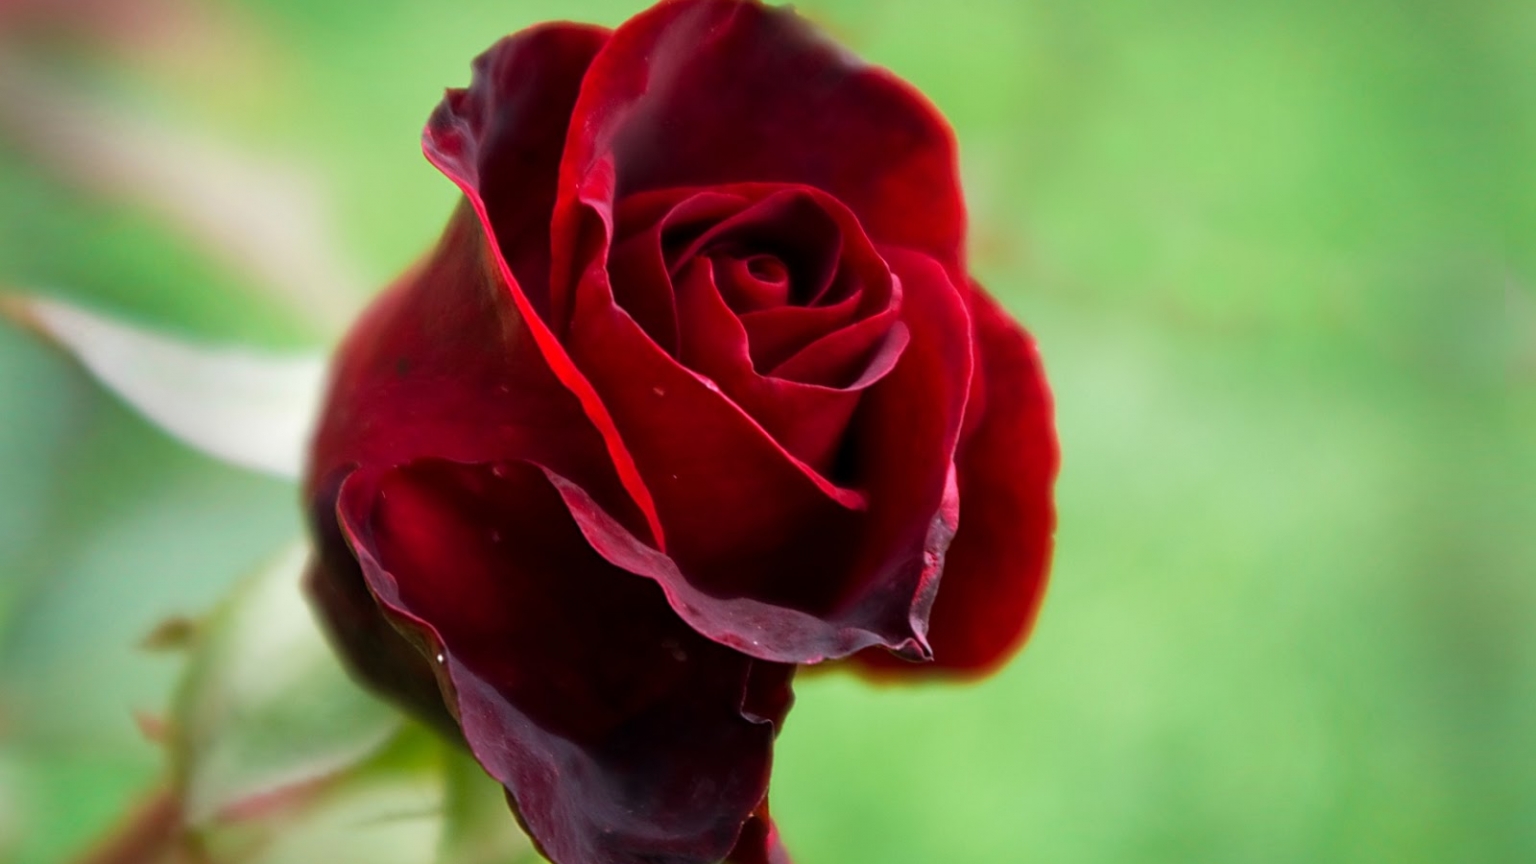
{"left": 307, "top": 202, "right": 646, "bottom": 540}
{"left": 325, "top": 460, "right": 793, "bottom": 864}
{"left": 727, "top": 808, "right": 794, "bottom": 864}
{"left": 306, "top": 467, "right": 461, "bottom": 741}
{"left": 554, "top": 0, "right": 968, "bottom": 313}
{"left": 856, "top": 287, "right": 1058, "bottom": 675}
{"left": 422, "top": 23, "right": 665, "bottom": 548}
{"left": 427, "top": 22, "right": 609, "bottom": 318}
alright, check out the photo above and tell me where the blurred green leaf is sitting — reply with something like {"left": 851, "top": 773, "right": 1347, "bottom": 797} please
{"left": 172, "top": 541, "right": 401, "bottom": 826}
{"left": 197, "top": 724, "right": 444, "bottom": 864}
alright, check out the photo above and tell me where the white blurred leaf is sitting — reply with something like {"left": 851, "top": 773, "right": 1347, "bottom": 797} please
{"left": 2, "top": 293, "right": 325, "bottom": 479}
{"left": 172, "top": 541, "right": 400, "bottom": 827}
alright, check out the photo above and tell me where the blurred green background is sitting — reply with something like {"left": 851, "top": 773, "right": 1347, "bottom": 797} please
{"left": 0, "top": 0, "right": 1530, "bottom": 861}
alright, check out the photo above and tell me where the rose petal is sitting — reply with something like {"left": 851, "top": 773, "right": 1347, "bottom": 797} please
{"left": 854, "top": 287, "right": 1058, "bottom": 675}
{"left": 306, "top": 467, "right": 463, "bottom": 742}
{"left": 725, "top": 807, "right": 794, "bottom": 864}
{"left": 766, "top": 309, "right": 907, "bottom": 390}
{"left": 421, "top": 24, "right": 665, "bottom": 549}
{"left": 716, "top": 254, "right": 791, "bottom": 312}
{"left": 562, "top": 248, "right": 874, "bottom": 595}
{"left": 612, "top": 183, "right": 897, "bottom": 383}
{"left": 608, "top": 189, "right": 753, "bottom": 355}
{"left": 822, "top": 247, "right": 974, "bottom": 659}
{"left": 553, "top": 247, "right": 972, "bottom": 666}
{"left": 555, "top": 0, "right": 967, "bottom": 303}
{"left": 329, "top": 460, "right": 793, "bottom": 864}
{"left": 676, "top": 260, "right": 851, "bottom": 465}
{"left": 671, "top": 188, "right": 845, "bottom": 312}
{"left": 737, "top": 298, "right": 862, "bottom": 375}
{"left": 308, "top": 204, "right": 646, "bottom": 541}
{"left": 426, "top": 22, "right": 609, "bottom": 318}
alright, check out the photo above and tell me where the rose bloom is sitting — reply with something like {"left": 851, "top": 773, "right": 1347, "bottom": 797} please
{"left": 304, "top": 1, "right": 1057, "bottom": 862}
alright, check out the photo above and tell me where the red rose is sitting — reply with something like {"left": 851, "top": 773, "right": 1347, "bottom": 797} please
{"left": 304, "top": 1, "right": 1057, "bottom": 862}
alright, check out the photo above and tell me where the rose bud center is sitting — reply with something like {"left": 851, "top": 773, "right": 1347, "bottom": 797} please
{"left": 607, "top": 184, "right": 909, "bottom": 474}
{"left": 720, "top": 253, "right": 791, "bottom": 311}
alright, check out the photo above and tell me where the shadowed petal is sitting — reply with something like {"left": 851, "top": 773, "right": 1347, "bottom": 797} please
{"left": 421, "top": 23, "right": 664, "bottom": 548}
{"left": 855, "top": 287, "right": 1057, "bottom": 675}
{"left": 555, "top": 0, "right": 967, "bottom": 303}
{"left": 308, "top": 204, "right": 647, "bottom": 540}
{"left": 329, "top": 460, "right": 793, "bottom": 864}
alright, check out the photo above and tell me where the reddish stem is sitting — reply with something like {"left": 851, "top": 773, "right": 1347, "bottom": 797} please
{"left": 70, "top": 787, "right": 184, "bottom": 864}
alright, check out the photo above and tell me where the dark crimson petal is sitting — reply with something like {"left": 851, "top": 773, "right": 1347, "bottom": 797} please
{"left": 717, "top": 254, "right": 791, "bottom": 312}
{"left": 676, "top": 185, "right": 899, "bottom": 383}
{"left": 334, "top": 460, "right": 794, "bottom": 864}
{"left": 609, "top": 181, "right": 908, "bottom": 481}
{"left": 767, "top": 309, "right": 907, "bottom": 389}
{"left": 855, "top": 287, "right": 1058, "bottom": 675}
{"left": 561, "top": 259, "right": 880, "bottom": 661}
{"left": 672, "top": 258, "right": 862, "bottom": 470}
{"left": 306, "top": 467, "right": 460, "bottom": 743}
{"left": 554, "top": 247, "right": 973, "bottom": 666}
{"left": 608, "top": 188, "right": 754, "bottom": 355}
{"left": 307, "top": 203, "right": 645, "bottom": 539}
{"left": 738, "top": 298, "right": 863, "bottom": 374}
{"left": 610, "top": 183, "right": 896, "bottom": 381}
{"left": 821, "top": 247, "right": 974, "bottom": 654}
{"left": 425, "top": 22, "right": 608, "bottom": 318}
{"left": 671, "top": 188, "right": 845, "bottom": 311}
{"left": 725, "top": 807, "right": 793, "bottom": 864}
{"left": 670, "top": 252, "right": 904, "bottom": 471}
{"left": 554, "top": 0, "right": 968, "bottom": 313}
{"left": 422, "top": 27, "right": 665, "bottom": 548}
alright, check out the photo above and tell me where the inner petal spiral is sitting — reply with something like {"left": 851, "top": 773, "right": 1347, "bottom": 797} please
{"left": 718, "top": 254, "right": 790, "bottom": 312}
{"left": 604, "top": 183, "right": 908, "bottom": 475}
{"left": 610, "top": 184, "right": 901, "bottom": 389}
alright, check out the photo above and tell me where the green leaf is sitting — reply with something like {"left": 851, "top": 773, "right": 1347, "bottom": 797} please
{"left": 171, "top": 541, "right": 401, "bottom": 826}
{"left": 199, "top": 725, "right": 445, "bottom": 864}
{"left": 0, "top": 294, "right": 325, "bottom": 478}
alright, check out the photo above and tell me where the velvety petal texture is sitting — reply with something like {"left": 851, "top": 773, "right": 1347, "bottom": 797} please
{"left": 852, "top": 287, "right": 1058, "bottom": 676}
{"left": 306, "top": 1, "right": 1056, "bottom": 862}
{"left": 553, "top": 0, "right": 969, "bottom": 286}
{"left": 334, "top": 460, "right": 792, "bottom": 864}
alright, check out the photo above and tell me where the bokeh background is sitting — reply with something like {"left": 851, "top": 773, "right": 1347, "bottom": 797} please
{"left": 0, "top": 0, "right": 1530, "bottom": 861}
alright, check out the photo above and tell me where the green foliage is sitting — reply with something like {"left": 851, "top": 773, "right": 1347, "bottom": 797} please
{"left": 170, "top": 542, "right": 402, "bottom": 826}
